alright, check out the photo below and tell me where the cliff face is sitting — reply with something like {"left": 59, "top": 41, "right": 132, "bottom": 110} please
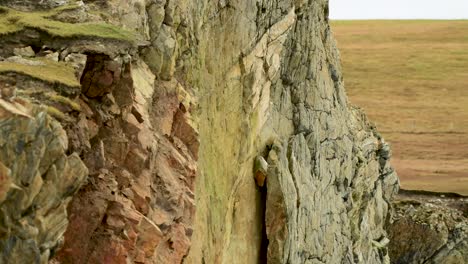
{"left": 0, "top": 0, "right": 399, "bottom": 264}
{"left": 185, "top": 1, "right": 399, "bottom": 262}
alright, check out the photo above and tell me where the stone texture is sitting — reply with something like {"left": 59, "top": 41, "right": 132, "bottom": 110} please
{"left": 0, "top": 0, "right": 433, "bottom": 263}
{"left": 186, "top": 1, "right": 399, "bottom": 263}
{"left": 1, "top": 0, "right": 70, "bottom": 11}
{"left": 13, "top": 46, "right": 35, "bottom": 58}
{"left": 0, "top": 99, "right": 87, "bottom": 264}
{"left": 388, "top": 192, "right": 468, "bottom": 264}
{"left": 52, "top": 59, "right": 198, "bottom": 263}
{"left": 64, "top": 53, "right": 87, "bottom": 81}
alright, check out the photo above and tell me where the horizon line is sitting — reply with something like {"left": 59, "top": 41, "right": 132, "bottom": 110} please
{"left": 330, "top": 18, "right": 468, "bottom": 21}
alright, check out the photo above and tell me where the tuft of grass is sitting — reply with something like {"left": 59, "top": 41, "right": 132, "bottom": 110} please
{"left": 44, "top": 92, "right": 81, "bottom": 111}
{"left": 0, "top": 5, "right": 134, "bottom": 41}
{"left": 0, "top": 58, "right": 80, "bottom": 87}
{"left": 46, "top": 105, "right": 67, "bottom": 120}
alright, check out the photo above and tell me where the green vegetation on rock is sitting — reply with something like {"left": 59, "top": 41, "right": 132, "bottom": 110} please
{"left": 46, "top": 105, "right": 68, "bottom": 120}
{"left": 0, "top": 58, "right": 80, "bottom": 87}
{"left": 0, "top": 5, "right": 134, "bottom": 41}
{"left": 44, "top": 92, "right": 81, "bottom": 111}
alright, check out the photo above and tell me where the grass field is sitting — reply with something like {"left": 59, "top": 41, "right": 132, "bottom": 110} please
{"left": 331, "top": 20, "right": 468, "bottom": 195}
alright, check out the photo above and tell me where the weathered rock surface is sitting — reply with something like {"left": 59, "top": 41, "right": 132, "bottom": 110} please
{"left": 186, "top": 1, "right": 399, "bottom": 263}
{"left": 0, "top": 99, "right": 87, "bottom": 264}
{"left": 388, "top": 191, "right": 468, "bottom": 264}
{"left": 0, "top": 0, "right": 410, "bottom": 263}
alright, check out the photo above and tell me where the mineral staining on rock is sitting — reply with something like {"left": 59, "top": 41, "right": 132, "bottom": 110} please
{"left": 254, "top": 156, "right": 269, "bottom": 187}
{"left": 0, "top": 101, "right": 88, "bottom": 264}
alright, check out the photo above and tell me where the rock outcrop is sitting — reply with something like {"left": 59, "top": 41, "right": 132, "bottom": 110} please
{"left": 0, "top": 0, "right": 402, "bottom": 263}
{"left": 388, "top": 191, "right": 468, "bottom": 264}
{"left": 0, "top": 100, "right": 87, "bottom": 263}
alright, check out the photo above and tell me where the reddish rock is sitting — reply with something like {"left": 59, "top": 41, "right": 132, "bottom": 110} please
{"left": 136, "top": 216, "right": 163, "bottom": 257}
{"left": 81, "top": 55, "right": 122, "bottom": 98}
{"left": 171, "top": 107, "right": 199, "bottom": 160}
{"left": 124, "top": 147, "right": 148, "bottom": 176}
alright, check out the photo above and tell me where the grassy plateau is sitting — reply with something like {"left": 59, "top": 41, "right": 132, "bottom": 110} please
{"left": 0, "top": 58, "right": 80, "bottom": 87}
{"left": 0, "top": 5, "right": 134, "bottom": 41}
{"left": 332, "top": 20, "right": 468, "bottom": 195}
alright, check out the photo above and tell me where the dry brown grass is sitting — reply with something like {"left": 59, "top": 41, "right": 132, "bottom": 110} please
{"left": 332, "top": 20, "right": 468, "bottom": 195}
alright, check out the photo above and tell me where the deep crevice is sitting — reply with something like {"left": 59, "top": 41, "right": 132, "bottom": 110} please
{"left": 259, "top": 182, "right": 269, "bottom": 263}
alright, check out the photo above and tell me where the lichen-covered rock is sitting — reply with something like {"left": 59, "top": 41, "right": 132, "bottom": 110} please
{"left": 0, "top": 99, "right": 87, "bottom": 264}
{"left": 388, "top": 193, "right": 468, "bottom": 264}
{"left": 185, "top": 1, "right": 399, "bottom": 263}
{"left": 13, "top": 46, "right": 35, "bottom": 58}
{"left": 1, "top": 0, "right": 404, "bottom": 263}
{"left": 1, "top": 0, "right": 71, "bottom": 11}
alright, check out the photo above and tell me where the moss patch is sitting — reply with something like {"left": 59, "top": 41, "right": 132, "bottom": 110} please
{"left": 0, "top": 58, "right": 80, "bottom": 87}
{"left": 46, "top": 105, "right": 68, "bottom": 121}
{"left": 0, "top": 5, "right": 134, "bottom": 41}
{"left": 44, "top": 92, "right": 81, "bottom": 111}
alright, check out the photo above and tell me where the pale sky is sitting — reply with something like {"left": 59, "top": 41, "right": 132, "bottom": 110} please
{"left": 330, "top": 0, "right": 468, "bottom": 20}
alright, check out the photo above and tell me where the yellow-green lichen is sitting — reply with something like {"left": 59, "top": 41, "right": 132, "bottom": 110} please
{"left": 46, "top": 105, "right": 67, "bottom": 120}
{"left": 0, "top": 5, "right": 134, "bottom": 41}
{"left": 0, "top": 58, "right": 80, "bottom": 87}
{"left": 44, "top": 93, "right": 81, "bottom": 111}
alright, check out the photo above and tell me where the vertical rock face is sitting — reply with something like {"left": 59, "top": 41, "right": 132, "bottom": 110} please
{"left": 185, "top": 1, "right": 399, "bottom": 263}
{"left": 0, "top": 0, "right": 400, "bottom": 263}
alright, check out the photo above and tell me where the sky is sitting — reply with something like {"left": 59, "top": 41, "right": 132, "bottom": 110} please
{"left": 330, "top": 0, "right": 468, "bottom": 20}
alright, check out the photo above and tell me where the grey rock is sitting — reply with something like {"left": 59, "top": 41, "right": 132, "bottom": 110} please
{"left": 64, "top": 53, "right": 87, "bottom": 80}
{"left": 5, "top": 56, "right": 44, "bottom": 66}
{"left": 44, "top": 52, "right": 59, "bottom": 62}
{"left": 1, "top": 0, "right": 70, "bottom": 11}
{"left": 0, "top": 104, "right": 87, "bottom": 264}
{"left": 389, "top": 195, "right": 468, "bottom": 264}
{"left": 13, "top": 47, "right": 35, "bottom": 58}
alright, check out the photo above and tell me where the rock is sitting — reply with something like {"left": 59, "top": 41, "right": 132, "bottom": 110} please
{"left": 5, "top": 56, "right": 44, "bottom": 66}
{"left": 13, "top": 46, "right": 35, "bottom": 57}
{"left": 0, "top": 0, "right": 407, "bottom": 263}
{"left": 65, "top": 53, "right": 87, "bottom": 80}
{"left": 171, "top": 107, "right": 199, "bottom": 159}
{"left": 186, "top": 1, "right": 399, "bottom": 263}
{"left": 136, "top": 216, "right": 163, "bottom": 258}
{"left": 388, "top": 193, "right": 468, "bottom": 264}
{"left": 0, "top": 103, "right": 87, "bottom": 264}
{"left": 144, "top": 25, "right": 176, "bottom": 80}
{"left": 1, "top": 0, "right": 70, "bottom": 11}
{"left": 51, "top": 1, "right": 88, "bottom": 23}
{"left": 80, "top": 55, "right": 122, "bottom": 98}
{"left": 44, "top": 52, "right": 59, "bottom": 62}
{"left": 0, "top": 161, "right": 12, "bottom": 203}
{"left": 254, "top": 156, "right": 268, "bottom": 187}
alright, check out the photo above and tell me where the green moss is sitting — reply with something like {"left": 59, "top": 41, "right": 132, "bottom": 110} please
{"left": 46, "top": 105, "right": 67, "bottom": 120}
{"left": 44, "top": 92, "right": 81, "bottom": 111}
{"left": 0, "top": 5, "right": 134, "bottom": 41}
{"left": 0, "top": 58, "right": 80, "bottom": 87}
